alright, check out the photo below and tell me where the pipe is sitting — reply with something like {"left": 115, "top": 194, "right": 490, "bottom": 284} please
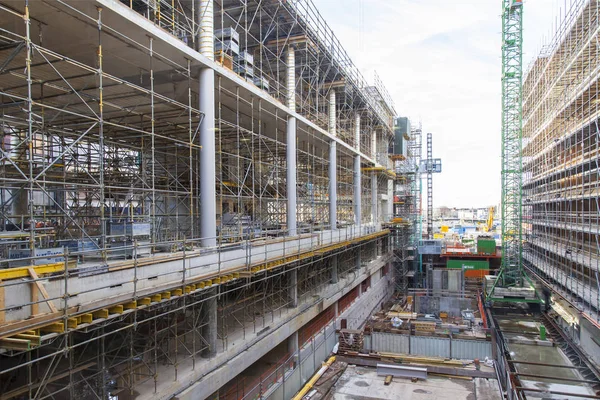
{"left": 291, "top": 356, "right": 336, "bottom": 400}
{"left": 197, "top": 0, "right": 214, "bottom": 60}
{"left": 287, "top": 47, "right": 295, "bottom": 112}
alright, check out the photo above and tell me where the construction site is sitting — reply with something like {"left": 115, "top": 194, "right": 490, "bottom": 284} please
{"left": 0, "top": 0, "right": 599, "bottom": 400}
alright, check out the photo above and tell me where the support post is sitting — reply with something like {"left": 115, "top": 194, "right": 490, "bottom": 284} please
{"left": 201, "top": 288, "right": 217, "bottom": 358}
{"left": 199, "top": 68, "right": 216, "bottom": 247}
{"left": 354, "top": 114, "right": 362, "bottom": 231}
{"left": 371, "top": 171, "right": 377, "bottom": 225}
{"left": 329, "top": 141, "right": 337, "bottom": 231}
{"left": 287, "top": 331, "right": 298, "bottom": 354}
{"left": 287, "top": 47, "right": 295, "bottom": 112}
{"left": 371, "top": 130, "right": 377, "bottom": 161}
{"left": 197, "top": 0, "right": 216, "bottom": 246}
{"left": 196, "top": 0, "right": 214, "bottom": 59}
{"left": 287, "top": 117, "right": 297, "bottom": 236}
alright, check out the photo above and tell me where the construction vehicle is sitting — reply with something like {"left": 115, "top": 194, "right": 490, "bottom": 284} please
{"left": 485, "top": 206, "right": 495, "bottom": 232}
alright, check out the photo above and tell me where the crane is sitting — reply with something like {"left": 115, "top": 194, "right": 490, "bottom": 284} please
{"left": 487, "top": 0, "right": 540, "bottom": 303}
{"left": 486, "top": 206, "right": 495, "bottom": 232}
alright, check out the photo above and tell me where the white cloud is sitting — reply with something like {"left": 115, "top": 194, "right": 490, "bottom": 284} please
{"left": 315, "top": 0, "right": 560, "bottom": 208}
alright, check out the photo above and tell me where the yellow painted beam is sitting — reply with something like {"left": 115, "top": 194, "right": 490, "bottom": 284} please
{"left": 0, "top": 337, "right": 31, "bottom": 350}
{"left": 92, "top": 309, "right": 109, "bottom": 319}
{"left": 80, "top": 314, "right": 93, "bottom": 324}
{"left": 67, "top": 318, "right": 78, "bottom": 329}
{"left": 108, "top": 305, "right": 124, "bottom": 314}
{"left": 151, "top": 294, "right": 162, "bottom": 303}
{"left": 40, "top": 322, "right": 64, "bottom": 333}
{"left": 123, "top": 301, "right": 137, "bottom": 310}
{"left": 14, "top": 333, "right": 40, "bottom": 346}
{"left": 0, "top": 262, "right": 76, "bottom": 281}
{"left": 172, "top": 288, "right": 183, "bottom": 297}
{"left": 138, "top": 297, "right": 152, "bottom": 306}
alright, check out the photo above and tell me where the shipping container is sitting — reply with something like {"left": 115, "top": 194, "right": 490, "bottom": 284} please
{"left": 477, "top": 238, "right": 496, "bottom": 254}
{"left": 447, "top": 260, "right": 490, "bottom": 270}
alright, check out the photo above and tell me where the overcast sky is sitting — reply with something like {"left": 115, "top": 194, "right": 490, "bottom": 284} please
{"left": 315, "top": 0, "right": 566, "bottom": 208}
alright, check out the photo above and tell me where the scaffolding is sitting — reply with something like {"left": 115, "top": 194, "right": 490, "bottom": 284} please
{"left": 389, "top": 120, "right": 422, "bottom": 295}
{"left": 522, "top": 0, "right": 600, "bottom": 321}
{"left": 0, "top": 0, "right": 397, "bottom": 398}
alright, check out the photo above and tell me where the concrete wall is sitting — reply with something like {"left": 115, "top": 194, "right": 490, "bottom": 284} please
{"left": 415, "top": 296, "right": 476, "bottom": 317}
{"left": 580, "top": 318, "right": 600, "bottom": 366}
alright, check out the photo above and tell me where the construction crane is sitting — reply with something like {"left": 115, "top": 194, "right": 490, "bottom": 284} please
{"left": 487, "top": 0, "right": 540, "bottom": 303}
{"left": 486, "top": 206, "right": 495, "bottom": 232}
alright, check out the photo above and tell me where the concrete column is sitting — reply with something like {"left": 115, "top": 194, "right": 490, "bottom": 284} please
{"left": 387, "top": 178, "right": 393, "bottom": 222}
{"left": 196, "top": 0, "right": 214, "bottom": 60}
{"left": 355, "top": 114, "right": 361, "bottom": 150}
{"left": 371, "top": 171, "right": 378, "bottom": 224}
{"left": 354, "top": 114, "right": 362, "bottom": 231}
{"left": 329, "top": 91, "right": 336, "bottom": 137}
{"left": 354, "top": 155, "right": 361, "bottom": 229}
{"left": 288, "top": 269, "right": 298, "bottom": 307}
{"left": 287, "top": 47, "right": 296, "bottom": 112}
{"left": 331, "top": 255, "right": 338, "bottom": 284}
{"left": 201, "top": 288, "right": 217, "bottom": 358}
{"left": 329, "top": 141, "right": 337, "bottom": 230}
{"left": 371, "top": 130, "right": 377, "bottom": 161}
{"left": 287, "top": 331, "right": 299, "bottom": 354}
{"left": 287, "top": 117, "right": 297, "bottom": 236}
{"left": 199, "top": 68, "right": 217, "bottom": 247}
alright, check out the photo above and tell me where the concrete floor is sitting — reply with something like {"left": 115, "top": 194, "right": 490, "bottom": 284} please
{"left": 331, "top": 366, "right": 501, "bottom": 400}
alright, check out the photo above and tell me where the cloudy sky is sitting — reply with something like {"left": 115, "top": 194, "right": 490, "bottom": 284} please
{"left": 315, "top": 0, "right": 567, "bottom": 208}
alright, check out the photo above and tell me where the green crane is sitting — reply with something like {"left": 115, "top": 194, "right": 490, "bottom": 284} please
{"left": 487, "top": 0, "right": 540, "bottom": 303}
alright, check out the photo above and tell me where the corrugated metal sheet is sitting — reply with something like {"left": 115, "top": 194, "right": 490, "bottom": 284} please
{"left": 451, "top": 339, "right": 492, "bottom": 360}
{"left": 371, "top": 333, "right": 409, "bottom": 354}
{"left": 370, "top": 333, "right": 491, "bottom": 361}
{"left": 411, "top": 336, "right": 450, "bottom": 358}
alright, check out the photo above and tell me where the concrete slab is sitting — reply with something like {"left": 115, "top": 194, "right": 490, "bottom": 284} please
{"left": 331, "top": 366, "right": 502, "bottom": 400}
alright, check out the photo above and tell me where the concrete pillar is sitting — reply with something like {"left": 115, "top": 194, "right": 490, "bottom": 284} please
{"left": 287, "top": 117, "right": 297, "bottom": 236}
{"left": 355, "top": 114, "right": 361, "bottom": 151}
{"left": 371, "top": 130, "right": 377, "bottom": 161}
{"left": 288, "top": 269, "right": 298, "bottom": 308}
{"left": 201, "top": 288, "right": 217, "bottom": 358}
{"left": 371, "top": 171, "right": 377, "bottom": 224}
{"left": 287, "top": 331, "right": 299, "bottom": 354}
{"left": 354, "top": 114, "right": 362, "bottom": 231}
{"left": 354, "top": 155, "right": 361, "bottom": 229}
{"left": 331, "top": 255, "right": 338, "bottom": 284}
{"left": 196, "top": 0, "right": 214, "bottom": 60}
{"left": 329, "top": 91, "right": 336, "bottom": 137}
{"left": 199, "top": 68, "right": 217, "bottom": 247}
{"left": 287, "top": 47, "right": 295, "bottom": 112}
{"left": 329, "top": 141, "right": 337, "bottom": 230}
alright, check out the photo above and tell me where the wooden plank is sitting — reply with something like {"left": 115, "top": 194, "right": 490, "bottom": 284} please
{"left": 28, "top": 268, "right": 58, "bottom": 313}
{"left": 0, "top": 338, "right": 31, "bottom": 350}
{"left": 14, "top": 333, "right": 40, "bottom": 346}
{"left": 30, "top": 276, "right": 39, "bottom": 315}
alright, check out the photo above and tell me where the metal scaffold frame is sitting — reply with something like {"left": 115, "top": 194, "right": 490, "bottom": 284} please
{"left": 0, "top": 0, "right": 398, "bottom": 398}
{"left": 522, "top": 0, "right": 600, "bottom": 320}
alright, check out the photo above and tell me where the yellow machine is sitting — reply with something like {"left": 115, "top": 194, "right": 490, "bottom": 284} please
{"left": 486, "top": 206, "right": 495, "bottom": 232}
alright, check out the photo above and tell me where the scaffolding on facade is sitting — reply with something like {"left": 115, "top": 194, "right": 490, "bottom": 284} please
{"left": 0, "top": 0, "right": 396, "bottom": 398}
{"left": 522, "top": 0, "right": 600, "bottom": 321}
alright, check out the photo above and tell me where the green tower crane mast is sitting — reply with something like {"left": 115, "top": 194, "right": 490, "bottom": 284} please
{"left": 488, "top": 0, "right": 540, "bottom": 303}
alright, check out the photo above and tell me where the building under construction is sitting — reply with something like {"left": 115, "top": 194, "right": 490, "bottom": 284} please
{"left": 0, "top": 1, "right": 419, "bottom": 399}
{"left": 522, "top": 0, "right": 600, "bottom": 365}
